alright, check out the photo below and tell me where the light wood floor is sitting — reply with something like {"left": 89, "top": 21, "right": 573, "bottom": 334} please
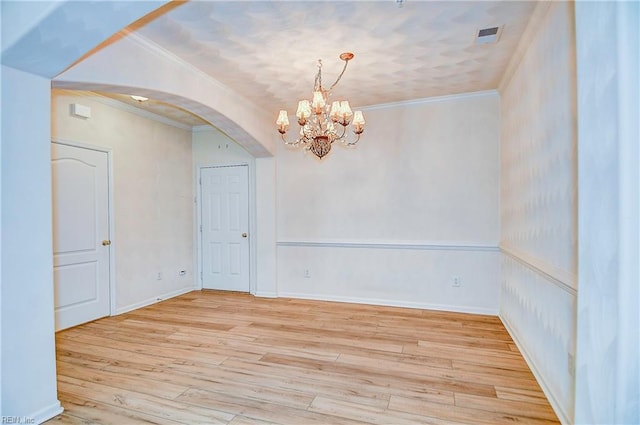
{"left": 46, "top": 290, "right": 558, "bottom": 424}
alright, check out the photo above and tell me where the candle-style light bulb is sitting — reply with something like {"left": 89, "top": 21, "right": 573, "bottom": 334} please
{"left": 352, "top": 111, "right": 365, "bottom": 134}
{"left": 330, "top": 101, "right": 341, "bottom": 121}
{"left": 311, "top": 91, "right": 326, "bottom": 113}
{"left": 276, "top": 110, "right": 290, "bottom": 134}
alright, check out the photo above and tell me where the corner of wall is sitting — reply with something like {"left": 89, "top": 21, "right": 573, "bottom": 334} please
{"left": 498, "top": 2, "right": 578, "bottom": 423}
{"left": 1, "top": 64, "right": 60, "bottom": 423}
{"left": 574, "top": 2, "right": 640, "bottom": 423}
{"left": 498, "top": 1, "right": 552, "bottom": 94}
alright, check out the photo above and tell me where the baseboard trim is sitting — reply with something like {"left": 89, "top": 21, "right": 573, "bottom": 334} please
{"left": 114, "top": 286, "right": 196, "bottom": 315}
{"left": 277, "top": 291, "right": 498, "bottom": 316}
{"left": 254, "top": 291, "right": 278, "bottom": 298}
{"left": 499, "top": 314, "right": 571, "bottom": 425}
{"left": 32, "top": 400, "right": 64, "bottom": 424}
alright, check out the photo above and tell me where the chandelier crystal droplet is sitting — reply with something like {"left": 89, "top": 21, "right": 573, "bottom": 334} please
{"left": 276, "top": 52, "right": 365, "bottom": 159}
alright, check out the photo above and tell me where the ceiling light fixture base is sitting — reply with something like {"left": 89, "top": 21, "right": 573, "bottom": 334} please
{"left": 339, "top": 52, "right": 354, "bottom": 61}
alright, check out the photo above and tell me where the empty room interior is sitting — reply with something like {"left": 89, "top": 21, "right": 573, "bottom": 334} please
{"left": 1, "top": 1, "right": 638, "bottom": 425}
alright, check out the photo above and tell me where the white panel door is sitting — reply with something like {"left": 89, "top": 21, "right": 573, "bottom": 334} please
{"left": 200, "top": 165, "right": 250, "bottom": 291}
{"left": 52, "top": 143, "right": 110, "bottom": 331}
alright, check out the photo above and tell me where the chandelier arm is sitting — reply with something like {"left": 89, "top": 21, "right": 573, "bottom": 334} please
{"left": 343, "top": 132, "right": 362, "bottom": 146}
{"left": 334, "top": 124, "right": 348, "bottom": 141}
{"left": 328, "top": 58, "right": 350, "bottom": 91}
{"left": 280, "top": 133, "right": 301, "bottom": 146}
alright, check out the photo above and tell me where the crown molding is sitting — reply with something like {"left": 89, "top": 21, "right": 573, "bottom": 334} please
{"left": 359, "top": 89, "right": 499, "bottom": 111}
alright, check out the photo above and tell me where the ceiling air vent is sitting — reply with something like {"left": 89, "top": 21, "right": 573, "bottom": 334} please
{"left": 476, "top": 26, "right": 502, "bottom": 44}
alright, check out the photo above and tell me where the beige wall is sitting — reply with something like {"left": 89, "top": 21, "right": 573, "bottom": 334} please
{"left": 498, "top": 2, "right": 577, "bottom": 423}
{"left": 51, "top": 90, "right": 195, "bottom": 313}
{"left": 276, "top": 91, "right": 501, "bottom": 314}
{"left": 192, "top": 126, "right": 255, "bottom": 167}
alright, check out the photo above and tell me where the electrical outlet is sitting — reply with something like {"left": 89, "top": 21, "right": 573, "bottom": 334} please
{"left": 157, "top": 272, "right": 163, "bottom": 280}
{"left": 304, "top": 269, "right": 311, "bottom": 279}
{"left": 452, "top": 276, "right": 461, "bottom": 287}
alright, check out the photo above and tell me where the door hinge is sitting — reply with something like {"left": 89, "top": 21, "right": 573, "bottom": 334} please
{"left": 200, "top": 224, "right": 202, "bottom": 232}
{"left": 194, "top": 196, "right": 197, "bottom": 204}
{"left": 200, "top": 271, "right": 203, "bottom": 281}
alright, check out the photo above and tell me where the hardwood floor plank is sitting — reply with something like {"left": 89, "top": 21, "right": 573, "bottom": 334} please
{"left": 43, "top": 412, "right": 93, "bottom": 424}
{"left": 57, "top": 339, "right": 180, "bottom": 365}
{"left": 244, "top": 351, "right": 497, "bottom": 399}
{"left": 309, "top": 396, "right": 465, "bottom": 425}
{"left": 389, "top": 395, "right": 558, "bottom": 425}
{"left": 454, "top": 392, "right": 558, "bottom": 421}
{"left": 57, "top": 392, "right": 182, "bottom": 425}
{"left": 235, "top": 323, "right": 405, "bottom": 353}
{"left": 227, "top": 416, "right": 280, "bottom": 425}
{"left": 101, "top": 363, "right": 318, "bottom": 411}
{"left": 45, "top": 290, "right": 559, "bottom": 424}
{"left": 59, "top": 333, "right": 228, "bottom": 366}
{"left": 177, "top": 388, "right": 364, "bottom": 425}
{"left": 59, "top": 377, "right": 233, "bottom": 424}
{"left": 406, "top": 340, "right": 531, "bottom": 370}
{"left": 58, "top": 363, "right": 189, "bottom": 399}
{"left": 214, "top": 360, "right": 392, "bottom": 408}
{"left": 495, "top": 386, "right": 553, "bottom": 405}
{"left": 56, "top": 348, "right": 113, "bottom": 370}
{"left": 252, "top": 335, "right": 453, "bottom": 369}
{"left": 451, "top": 359, "right": 536, "bottom": 379}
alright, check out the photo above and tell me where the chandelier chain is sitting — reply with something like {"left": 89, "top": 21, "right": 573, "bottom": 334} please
{"left": 314, "top": 59, "right": 322, "bottom": 92}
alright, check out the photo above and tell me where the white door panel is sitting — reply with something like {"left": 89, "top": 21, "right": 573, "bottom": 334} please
{"left": 201, "top": 165, "right": 250, "bottom": 291}
{"left": 52, "top": 143, "right": 110, "bottom": 330}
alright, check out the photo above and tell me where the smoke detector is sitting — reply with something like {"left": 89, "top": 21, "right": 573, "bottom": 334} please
{"left": 475, "top": 26, "right": 502, "bottom": 44}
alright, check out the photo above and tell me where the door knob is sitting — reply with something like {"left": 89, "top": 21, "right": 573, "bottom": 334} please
{"left": 242, "top": 233, "right": 248, "bottom": 238}
{"left": 102, "top": 240, "right": 111, "bottom": 246}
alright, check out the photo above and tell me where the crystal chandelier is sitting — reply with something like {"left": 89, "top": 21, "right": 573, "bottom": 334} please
{"left": 276, "top": 52, "right": 365, "bottom": 159}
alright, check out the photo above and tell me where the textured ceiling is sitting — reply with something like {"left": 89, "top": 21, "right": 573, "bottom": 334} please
{"left": 129, "top": 0, "right": 536, "bottom": 121}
